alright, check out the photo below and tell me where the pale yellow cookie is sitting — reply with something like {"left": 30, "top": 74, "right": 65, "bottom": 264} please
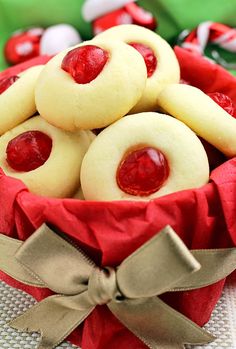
{"left": 0, "top": 116, "right": 92, "bottom": 198}
{"left": 81, "top": 112, "right": 209, "bottom": 201}
{"left": 73, "top": 129, "right": 95, "bottom": 199}
{"left": 35, "top": 39, "right": 147, "bottom": 131}
{"left": 73, "top": 186, "right": 85, "bottom": 200}
{"left": 84, "top": 130, "right": 96, "bottom": 144}
{"left": 157, "top": 84, "right": 236, "bottom": 157}
{"left": 95, "top": 24, "right": 180, "bottom": 113}
{"left": 0, "top": 65, "right": 44, "bottom": 135}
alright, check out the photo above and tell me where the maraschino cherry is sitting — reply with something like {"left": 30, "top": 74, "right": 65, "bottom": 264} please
{"left": 61, "top": 45, "right": 109, "bottom": 84}
{"left": 207, "top": 92, "right": 235, "bottom": 116}
{"left": 117, "top": 147, "right": 169, "bottom": 196}
{"left": 129, "top": 43, "right": 157, "bottom": 77}
{"left": 0, "top": 75, "right": 19, "bottom": 94}
{"left": 6, "top": 131, "right": 52, "bottom": 172}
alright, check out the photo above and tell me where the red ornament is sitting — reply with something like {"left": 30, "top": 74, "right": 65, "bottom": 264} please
{"left": 4, "top": 28, "right": 44, "bottom": 65}
{"left": 129, "top": 42, "right": 157, "bottom": 77}
{"left": 116, "top": 147, "right": 169, "bottom": 196}
{"left": 92, "top": 3, "right": 156, "bottom": 35}
{"left": 0, "top": 75, "right": 19, "bottom": 94}
{"left": 6, "top": 131, "right": 52, "bottom": 172}
{"left": 207, "top": 92, "right": 235, "bottom": 116}
{"left": 61, "top": 45, "right": 109, "bottom": 84}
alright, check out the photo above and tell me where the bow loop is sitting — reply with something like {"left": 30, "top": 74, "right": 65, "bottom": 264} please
{"left": 0, "top": 224, "right": 236, "bottom": 349}
{"left": 117, "top": 226, "right": 200, "bottom": 298}
{"left": 88, "top": 267, "right": 118, "bottom": 305}
{"left": 15, "top": 224, "right": 94, "bottom": 295}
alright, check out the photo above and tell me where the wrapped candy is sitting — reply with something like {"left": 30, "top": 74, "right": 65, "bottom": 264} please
{"left": 82, "top": 0, "right": 136, "bottom": 21}
{"left": 179, "top": 22, "right": 236, "bottom": 71}
{"left": 40, "top": 24, "right": 82, "bottom": 55}
{"left": 4, "top": 28, "right": 44, "bottom": 65}
{"left": 82, "top": 0, "right": 156, "bottom": 35}
{"left": 181, "top": 22, "right": 236, "bottom": 55}
{"left": 4, "top": 24, "right": 82, "bottom": 65}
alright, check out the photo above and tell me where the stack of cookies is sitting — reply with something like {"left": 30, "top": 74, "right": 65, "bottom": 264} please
{"left": 0, "top": 24, "right": 235, "bottom": 201}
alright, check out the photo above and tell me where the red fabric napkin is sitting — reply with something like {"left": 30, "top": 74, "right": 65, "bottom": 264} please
{"left": 0, "top": 47, "right": 236, "bottom": 349}
{"left": 174, "top": 46, "right": 236, "bottom": 117}
{"left": 0, "top": 55, "right": 51, "bottom": 79}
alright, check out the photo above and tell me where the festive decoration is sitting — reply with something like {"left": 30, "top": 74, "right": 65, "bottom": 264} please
{"left": 4, "top": 24, "right": 81, "bottom": 66}
{"left": 4, "top": 28, "right": 44, "bottom": 65}
{"left": 1, "top": 1, "right": 158, "bottom": 68}
{"left": 1, "top": 224, "right": 236, "bottom": 349}
{"left": 82, "top": 0, "right": 156, "bottom": 35}
{"left": 92, "top": 2, "right": 156, "bottom": 35}
{"left": 179, "top": 22, "right": 236, "bottom": 70}
{"left": 82, "top": 0, "right": 135, "bottom": 21}
{"left": 40, "top": 24, "right": 82, "bottom": 56}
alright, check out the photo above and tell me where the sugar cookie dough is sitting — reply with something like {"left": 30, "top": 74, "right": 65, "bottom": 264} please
{"left": 35, "top": 39, "right": 147, "bottom": 131}
{"left": 0, "top": 116, "right": 93, "bottom": 198}
{"left": 80, "top": 112, "right": 209, "bottom": 201}
{"left": 95, "top": 24, "right": 180, "bottom": 113}
{"left": 157, "top": 84, "right": 236, "bottom": 157}
{"left": 0, "top": 65, "right": 43, "bottom": 135}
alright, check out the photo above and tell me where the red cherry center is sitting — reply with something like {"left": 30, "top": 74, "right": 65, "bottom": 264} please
{"left": 129, "top": 42, "right": 157, "bottom": 77}
{"left": 0, "top": 75, "right": 19, "bottom": 94}
{"left": 61, "top": 45, "right": 109, "bottom": 84}
{"left": 6, "top": 131, "right": 52, "bottom": 172}
{"left": 117, "top": 147, "right": 169, "bottom": 196}
{"left": 207, "top": 92, "right": 235, "bottom": 116}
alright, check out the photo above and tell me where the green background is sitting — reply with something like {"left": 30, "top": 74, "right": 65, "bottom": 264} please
{"left": 1, "top": 0, "right": 236, "bottom": 72}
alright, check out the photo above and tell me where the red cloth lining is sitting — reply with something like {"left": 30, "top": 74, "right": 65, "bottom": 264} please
{"left": 1, "top": 47, "right": 236, "bottom": 349}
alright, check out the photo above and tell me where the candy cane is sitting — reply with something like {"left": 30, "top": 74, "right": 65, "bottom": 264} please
{"left": 181, "top": 22, "right": 236, "bottom": 55}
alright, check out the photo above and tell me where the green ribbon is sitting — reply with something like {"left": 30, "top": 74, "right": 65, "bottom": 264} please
{"left": 0, "top": 224, "right": 236, "bottom": 349}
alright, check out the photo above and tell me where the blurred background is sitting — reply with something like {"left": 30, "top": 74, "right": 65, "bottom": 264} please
{"left": 0, "top": 0, "right": 236, "bottom": 74}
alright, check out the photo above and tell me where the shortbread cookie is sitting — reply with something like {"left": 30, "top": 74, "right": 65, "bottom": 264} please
{"left": 0, "top": 116, "right": 92, "bottom": 198}
{"left": 84, "top": 130, "right": 96, "bottom": 143}
{"left": 35, "top": 39, "right": 147, "bottom": 131}
{"left": 80, "top": 112, "right": 209, "bottom": 201}
{"left": 73, "top": 186, "right": 85, "bottom": 200}
{"left": 0, "top": 65, "right": 43, "bottom": 135}
{"left": 95, "top": 24, "right": 180, "bottom": 113}
{"left": 157, "top": 84, "right": 236, "bottom": 157}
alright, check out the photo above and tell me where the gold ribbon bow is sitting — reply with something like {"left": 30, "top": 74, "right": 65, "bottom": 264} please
{"left": 0, "top": 224, "right": 236, "bottom": 349}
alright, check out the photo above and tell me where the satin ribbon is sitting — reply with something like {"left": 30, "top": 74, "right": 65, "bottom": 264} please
{"left": 0, "top": 224, "right": 236, "bottom": 349}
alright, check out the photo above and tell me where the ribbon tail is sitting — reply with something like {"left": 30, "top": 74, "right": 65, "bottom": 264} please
{"left": 9, "top": 294, "right": 94, "bottom": 349}
{"left": 108, "top": 297, "right": 215, "bottom": 349}
{"left": 117, "top": 225, "right": 200, "bottom": 299}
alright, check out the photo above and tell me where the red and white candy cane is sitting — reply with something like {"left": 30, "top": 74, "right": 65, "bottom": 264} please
{"left": 181, "top": 22, "right": 236, "bottom": 55}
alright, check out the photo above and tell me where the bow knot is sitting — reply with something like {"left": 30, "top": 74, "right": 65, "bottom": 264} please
{"left": 1, "top": 224, "right": 236, "bottom": 349}
{"left": 88, "top": 267, "right": 118, "bottom": 305}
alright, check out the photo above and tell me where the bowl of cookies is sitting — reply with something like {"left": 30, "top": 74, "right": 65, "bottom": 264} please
{"left": 0, "top": 24, "right": 236, "bottom": 349}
